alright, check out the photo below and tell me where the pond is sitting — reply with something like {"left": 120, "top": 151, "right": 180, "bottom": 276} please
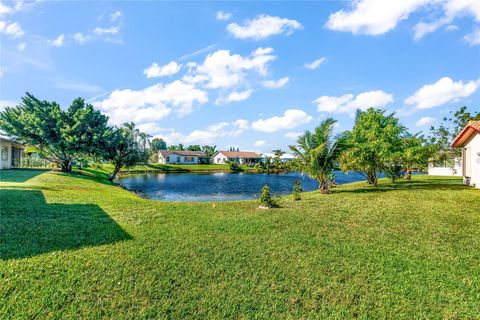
{"left": 116, "top": 171, "right": 371, "bottom": 202}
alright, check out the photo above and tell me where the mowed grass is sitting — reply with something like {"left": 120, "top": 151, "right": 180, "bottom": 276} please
{"left": 1, "top": 169, "right": 479, "bottom": 319}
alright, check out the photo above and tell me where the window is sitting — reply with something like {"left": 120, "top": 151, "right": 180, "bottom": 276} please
{"left": 185, "top": 156, "right": 193, "bottom": 162}
{"left": 1, "top": 146, "right": 7, "bottom": 161}
{"left": 166, "top": 156, "right": 170, "bottom": 162}
{"left": 177, "top": 157, "right": 180, "bottom": 162}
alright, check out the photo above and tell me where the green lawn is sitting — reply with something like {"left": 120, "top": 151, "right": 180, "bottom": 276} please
{"left": 1, "top": 169, "right": 479, "bottom": 319}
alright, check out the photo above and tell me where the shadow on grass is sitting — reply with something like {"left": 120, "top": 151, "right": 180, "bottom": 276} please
{"left": 333, "top": 177, "right": 467, "bottom": 194}
{"left": 0, "top": 169, "right": 48, "bottom": 183}
{"left": 0, "top": 189, "right": 132, "bottom": 260}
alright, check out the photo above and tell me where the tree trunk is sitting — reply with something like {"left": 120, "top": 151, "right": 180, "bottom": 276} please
{"left": 60, "top": 159, "right": 72, "bottom": 172}
{"left": 319, "top": 178, "right": 329, "bottom": 194}
{"left": 108, "top": 165, "right": 122, "bottom": 181}
{"left": 405, "top": 168, "right": 412, "bottom": 180}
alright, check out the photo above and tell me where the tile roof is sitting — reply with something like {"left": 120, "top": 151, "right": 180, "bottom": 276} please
{"left": 451, "top": 120, "right": 480, "bottom": 148}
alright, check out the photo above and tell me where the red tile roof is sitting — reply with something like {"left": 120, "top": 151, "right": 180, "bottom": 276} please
{"left": 451, "top": 120, "right": 480, "bottom": 148}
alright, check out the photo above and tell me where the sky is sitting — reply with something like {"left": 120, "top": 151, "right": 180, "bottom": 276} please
{"left": 1, "top": 0, "right": 479, "bottom": 152}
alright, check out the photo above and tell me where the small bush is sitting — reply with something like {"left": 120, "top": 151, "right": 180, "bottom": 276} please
{"left": 259, "top": 185, "right": 279, "bottom": 208}
{"left": 229, "top": 161, "right": 242, "bottom": 171}
{"left": 292, "top": 180, "right": 302, "bottom": 200}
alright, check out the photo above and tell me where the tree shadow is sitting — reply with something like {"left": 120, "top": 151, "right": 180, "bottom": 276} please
{"left": 332, "top": 178, "right": 467, "bottom": 194}
{"left": 0, "top": 169, "right": 48, "bottom": 183}
{"left": 0, "top": 189, "right": 132, "bottom": 260}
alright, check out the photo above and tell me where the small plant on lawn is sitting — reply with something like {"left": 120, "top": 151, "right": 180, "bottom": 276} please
{"left": 292, "top": 180, "right": 302, "bottom": 200}
{"left": 259, "top": 185, "right": 279, "bottom": 208}
{"left": 229, "top": 161, "right": 242, "bottom": 171}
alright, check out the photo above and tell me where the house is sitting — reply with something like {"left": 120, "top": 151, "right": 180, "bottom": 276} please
{"left": 261, "top": 153, "right": 296, "bottom": 163}
{"left": 0, "top": 136, "right": 23, "bottom": 169}
{"left": 158, "top": 150, "right": 210, "bottom": 164}
{"left": 211, "top": 151, "right": 263, "bottom": 165}
{"left": 427, "top": 157, "right": 462, "bottom": 176}
{"left": 451, "top": 120, "right": 480, "bottom": 189}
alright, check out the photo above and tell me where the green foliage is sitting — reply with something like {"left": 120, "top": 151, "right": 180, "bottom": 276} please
{"left": 289, "top": 118, "right": 349, "bottom": 194}
{"left": 201, "top": 145, "right": 217, "bottom": 158}
{"left": 102, "top": 125, "right": 145, "bottom": 181}
{"left": 228, "top": 161, "right": 242, "bottom": 171}
{"left": 340, "top": 108, "right": 405, "bottom": 186}
{"left": 292, "top": 180, "right": 302, "bottom": 200}
{"left": 259, "top": 184, "right": 279, "bottom": 208}
{"left": 401, "top": 134, "right": 434, "bottom": 179}
{"left": 0, "top": 92, "right": 110, "bottom": 172}
{"left": 428, "top": 105, "right": 480, "bottom": 159}
{"left": 150, "top": 138, "right": 167, "bottom": 152}
{"left": 187, "top": 144, "right": 201, "bottom": 151}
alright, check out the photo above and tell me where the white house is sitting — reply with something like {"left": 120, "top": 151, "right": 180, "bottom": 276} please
{"left": 158, "top": 150, "right": 209, "bottom": 164}
{"left": 428, "top": 157, "right": 462, "bottom": 177}
{"left": 451, "top": 120, "right": 480, "bottom": 189}
{"left": 0, "top": 136, "right": 23, "bottom": 169}
{"left": 211, "top": 151, "right": 263, "bottom": 165}
{"left": 261, "top": 153, "right": 296, "bottom": 162}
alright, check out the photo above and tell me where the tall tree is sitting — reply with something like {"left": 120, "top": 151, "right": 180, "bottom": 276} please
{"left": 401, "top": 134, "right": 433, "bottom": 180}
{"left": 103, "top": 125, "right": 144, "bottom": 181}
{"left": 0, "top": 93, "right": 110, "bottom": 172}
{"left": 201, "top": 145, "right": 217, "bottom": 158}
{"left": 187, "top": 145, "right": 201, "bottom": 151}
{"left": 340, "top": 108, "right": 405, "bottom": 186}
{"left": 289, "top": 118, "right": 349, "bottom": 194}
{"left": 150, "top": 138, "right": 167, "bottom": 152}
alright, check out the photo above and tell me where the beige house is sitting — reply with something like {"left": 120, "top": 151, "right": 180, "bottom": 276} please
{"left": 451, "top": 120, "right": 480, "bottom": 189}
{"left": 0, "top": 136, "right": 23, "bottom": 169}
{"left": 158, "top": 150, "right": 210, "bottom": 164}
{"left": 211, "top": 151, "right": 263, "bottom": 165}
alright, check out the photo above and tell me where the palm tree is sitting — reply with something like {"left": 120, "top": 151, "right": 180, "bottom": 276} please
{"left": 138, "top": 132, "right": 152, "bottom": 152}
{"left": 289, "top": 118, "right": 349, "bottom": 194}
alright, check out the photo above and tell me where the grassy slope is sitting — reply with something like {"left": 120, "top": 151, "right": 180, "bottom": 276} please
{"left": 1, "top": 170, "right": 479, "bottom": 319}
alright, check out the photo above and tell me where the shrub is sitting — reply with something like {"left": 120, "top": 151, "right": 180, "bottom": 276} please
{"left": 292, "top": 180, "right": 302, "bottom": 200}
{"left": 259, "top": 185, "right": 279, "bottom": 208}
{"left": 385, "top": 164, "right": 403, "bottom": 183}
{"left": 229, "top": 161, "right": 242, "bottom": 171}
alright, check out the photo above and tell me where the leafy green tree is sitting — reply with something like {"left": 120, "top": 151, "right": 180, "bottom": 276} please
{"left": 187, "top": 145, "right": 201, "bottom": 151}
{"left": 0, "top": 93, "right": 110, "bottom": 172}
{"left": 340, "top": 108, "right": 405, "bottom": 187}
{"left": 259, "top": 185, "right": 279, "bottom": 208}
{"left": 401, "top": 134, "right": 433, "bottom": 180}
{"left": 289, "top": 118, "right": 349, "bottom": 194}
{"left": 150, "top": 138, "right": 167, "bottom": 152}
{"left": 292, "top": 180, "right": 302, "bottom": 201}
{"left": 201, "top": 145, "right": 217, "bottom": 158}
{"left": 103, "top": 125, "right": 144, "bottom": 181}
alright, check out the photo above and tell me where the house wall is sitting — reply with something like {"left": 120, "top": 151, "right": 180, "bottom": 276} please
{"left": 212, "top": 153, "right": 228, "bottom": 164}
{"left": 158, "top": 153, "right": 199, "bottom": 164}
{"left": 465, "top": 133, "right": 480, "bottom": 189}
{"left": 0, "top": 141, "right": 12, "bottom": 169}
{"left": 428, "top": 158, "right": 462, "bottom": 177}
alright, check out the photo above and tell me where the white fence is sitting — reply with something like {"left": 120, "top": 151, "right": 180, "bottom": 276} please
{"left": 428, "top": 157, "right": 462, "bottom": 177}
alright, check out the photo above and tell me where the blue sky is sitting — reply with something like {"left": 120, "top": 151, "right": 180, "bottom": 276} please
{"left": 1, "top": 0, "right": 479, "bottom": 152}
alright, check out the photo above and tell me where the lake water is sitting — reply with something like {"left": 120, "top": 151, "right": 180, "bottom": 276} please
{"left": 116, "top": 171, "right": 371, "bottom": 202}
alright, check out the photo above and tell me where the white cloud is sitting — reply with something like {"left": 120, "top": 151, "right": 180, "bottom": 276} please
{"left": 464, "top": 28, "right": 480, "bottom": 45}
{"left": 216, "top": 11, "right": 232, "bottom": 21}
{"left": 0, "top": 2, "right": 12, "bottom": 16}
{"left": 404, "top": 77, "right": 480, "bottom": 109}
{"left": 215, "top": 90, "right": 253, "bottom": 104}
{"left": 326, "top": 0, "right": 428, "bottom": 35}
{"left": 263, "top": 77, "right": 289, "bottom": 89}
{"left": 285, "top": 131, "right": 302, "bottom": 139}
{"left": 326, "top": 0, "right": 480, "bottom": 40}
{"left": 304, "top": 57, "right": 327, "bottom": 70}
{"left": 445, "top": 24, "right": 459, "bottom": 31}
{"left": 73, "top": 32, "right": 90, "bottom": 44}
{"left": 0, "top": 20, "right": 24, "bottom": 38}
{"left": 0, "top": 99, "right": 16, "bottom": 111}
{"left": 227, "top": 14, "right": 302, "bottom": 40}
{"left": 183, "top": 47, "right": 276, "bottom": 89}
{"left": 252, "top": 109, "right": 313, "bottom": 133}
{"left": 163, "top": 119, "right": 248, "bottom": 145}
{"left": 17, "top": 42, "right": 26, "bottom": 51}
{"left": 144, "top": 61, "right": 182, "bottom": 78}
{"left": 232, "top": 119, "right": 249, "bottom": 130}
{"left": 415, "top": 116, "right": 435, "bottom": 127}
{"left": 314, "top": 90, "right": 394, "bottom": 114}
{"left": 110, "top": 11, "right": 122, "bottom": 22}
{"left": 94, "top": 26, "right": 120, "bottom": 35}
{"left": 48, "top": 34, "right": 65, "bottom": 47}
{"left": 253, "top": 140, "right": 266, "bottom": 147}
{"left": 94, "top": 80, "right": 208, "bottom": 125}
{"left": 54, "top": 79, "right": 102, "bottom": 93}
